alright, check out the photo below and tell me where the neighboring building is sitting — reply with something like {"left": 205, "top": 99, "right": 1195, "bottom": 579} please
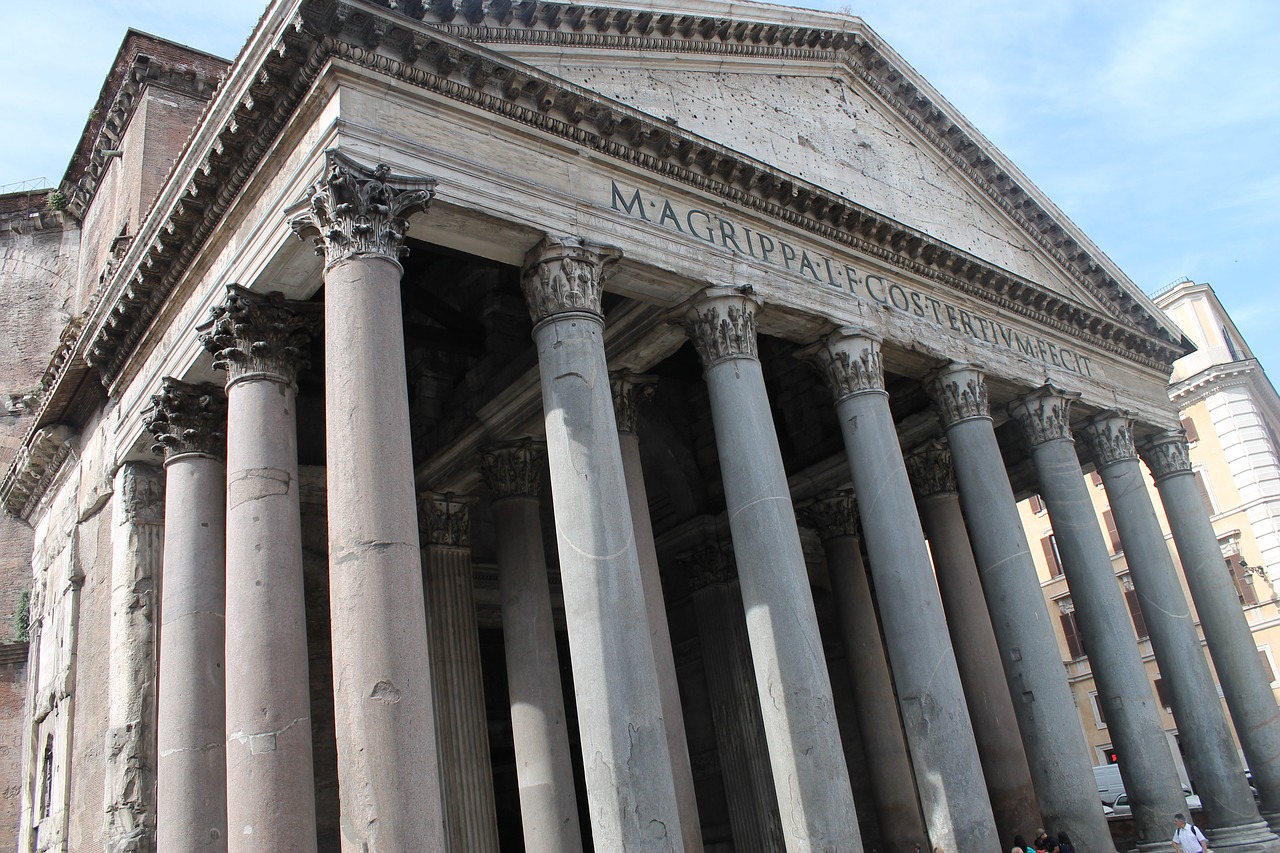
{"left": 5, "top": 3, "right": 1279, "bottom": 853}
{"left": 1020, "top": 279, "right": 1280, "bottom": 785}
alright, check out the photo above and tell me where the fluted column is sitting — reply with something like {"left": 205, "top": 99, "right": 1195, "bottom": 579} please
{"left": 681, "top": 289, "right": 859, "bottom": 852}
{"left": 904, "top": 439, "right": 1041, "bottom": 845}
{"left": 1080, "top": 413, "right": 1275, "bottom": 852}
{"left": 802, "top": 492, "right": 928, "bottom": 853}
{"left": 924, "top": 364, "right": 1115, "bottom": 853}
{"left": 522, "top": 235, "right": 683, "bottom": 852}
{"left": 612, "top": 370, "right": 704, "bottom": 853}
{"left": 683, "top": 543, "right": 785, "bottom": 853}
{"left": 1142, "top": 430, "right": 1280, "bottom": 829}
{"left": 103, "top": 462, "right": 165, "bottom": 852}
{"left": 1007, "top": 386, "right": 1185, "bottom": 852}
{"left": 418, "top": 492, "right": 501, "bottom": 853}
{"left": 480, "top": 440, "right": 583, "bottom": 853}
{"left": 291, "top": 150, "right": 444, "bottom": 850}
{"left": 200, "top": 286, "right": 318, "bottom": 852}
{"left": 146, "top": 379, "right": 228, "bottom": 851}
{"left": 800, "top": 329, "right": 996, "bottom": 853}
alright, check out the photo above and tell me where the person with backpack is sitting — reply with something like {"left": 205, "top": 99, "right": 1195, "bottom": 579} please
{"left": 1173, "top": 813, "right": 1210, "bottom": 853}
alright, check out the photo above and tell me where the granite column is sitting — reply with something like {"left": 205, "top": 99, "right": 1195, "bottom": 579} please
{"left": 1007, "top": 386, "right": 1186, "bottom": 852}
{"left": 924, "top": 364, "right": 1115, "bottom": 853}
{"left": 681, "top": 289, "right": 859, "bottom": 852}
{"left": 905, "top": 439, "right": 1041, "bottom": 845}
{"left": 480, "top": 440, "right": 583, "bottom": 853}
{"left": 147, "top": 379, "right": 228, "bottom": 851}
{"left": 1142, "top": 430, "right": 1280, "bottom": 828}
{"left": 801, "top": 329, "right": 996, "bottom": 853}
{"left": 802, "top": 492, "right": 928, "bottom": 853}
{"left": 419, "top": 493, "right": 501, "bottom": 853}
{"left": 1080, "top": 413, "right": 1275, "bottom": 852}
{"left": 200, "top": 286, "right": 318, "bottom": 852}
{"left": 291, "top": 151, "right": 445, "bottom": 850}
{"left": 522, "top": 235, "right": 683, "bottom": 852}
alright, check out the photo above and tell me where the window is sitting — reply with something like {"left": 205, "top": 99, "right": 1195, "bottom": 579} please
{"left": 40, "top": 734, "right": 53, "bottom": 820}
{"left": 1089, "top": 471, "right": 1104, "bottom": 488}
{"left": 1089, "top": 691, "right": 1107, "bottom": 728}
{"left": 1030, "top": 494, "right": 1046, "bottom": 515}
{"left": 1103, "top": 509, "right": 1123, "bottom": 555}
{"left": 1226, "top": 554, "right": 1259, "bottom": 606}
{"left": 1060, "top": 610, "right": 1086, "bottom": 659}
{"left": 1193, "top": 469, "right": 1216, "bottom": 515}
{"left": 1181, "top": 417, "right": 1200, "bottom": 443}
{"left": 1125, "top": 587, "right": 1148, "bottom": 640}
{"left": 1153, "top": 677, "right": 1172, "bottom": 709}
{"left": 1223, "top": 326, "right": 1242, "bottom": 361}
{"left": 1042, "top": 534, "right": 1064, "bottom": 578}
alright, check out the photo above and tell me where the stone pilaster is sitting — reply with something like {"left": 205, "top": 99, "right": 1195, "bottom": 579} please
{"left": 419, "top": 492, "right": 500, "bottom": 853}
{"left": 924, "top": 364, "right": 1116, "bottom": 853}
{"left": 292, "top": 152, "right": 446, "bottom": 851}
{"left": 1080, "top": 414, "right": 1275, "bottom": 852}
{"left": 684, "top": 292, "right": 861, "bottom": 851}
{"left": 1142, "top": 430, "right": 1280, "bottom": 831}
{"left": 904, "top": 440, "right": 1042, "bottom": 845}
{"left": 201, "top": 287, "right": 319, "bottom": 853}
{"left": 103, "top": 462, "right": 164, "bottom": 853}
{"left": 682, "top": 543, "right": 785, "bottom": 853}
{"left": 1009, "top": 388, "right": 1185, "bottom": 852}
{"left": 801, "top": 492, "right": 928, "bottom": 853}
{"left": 480, "top": 440, "right": 584, "bottom": 853}
{"left": 522, "top": 235, "right": 681, "bottom": 852}
{"left": 146, "top": 379, "right": 229, "bottom": 852}
{"left": 801, "top": 329, "right": 996, "bottom": 853}
{"left": 610, "top": 370, "right": 703, "bottom": 853}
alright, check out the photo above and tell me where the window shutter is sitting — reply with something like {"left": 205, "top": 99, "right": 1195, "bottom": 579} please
{"left": 1181, "top": 417, "right": 1200, "bottom": 443}
{"left": 1227, "top": 554, "right": 1259, "bottom": 606}
{"left": 1258, "top": 649, "right": 1276, "bottom": 684}
{"left": 1103, "top": 509, "right": 1123, "bottom": 554}
{"left": 1194, "top": 471, "right": 1215, "bottom": 515}
{"left": 1089, "top": 471, "right": 1103, "bottom": 487}
{"left": 1125, "top": 587, "right": 1149, "bottom": 639}
{"left": 1061, "top": 611, "right": 1085, "bottom": 658}
{"left": 1154, "top": 677, "right": 1172, "bottom": 708}
{"left": 1030, "top": 494, "right": 1045, "bottom": 514}
{"left": 1042, "top": 534, "right": 1063, "bottom": 577}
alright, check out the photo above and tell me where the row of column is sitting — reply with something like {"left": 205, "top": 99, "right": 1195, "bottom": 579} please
{"left": 139, "top": 150, "right": 1280, "bottom": 853}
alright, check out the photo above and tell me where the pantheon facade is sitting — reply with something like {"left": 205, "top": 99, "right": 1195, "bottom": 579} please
{"left": 6, "top": 1, "right": 1280, "bottom": 851}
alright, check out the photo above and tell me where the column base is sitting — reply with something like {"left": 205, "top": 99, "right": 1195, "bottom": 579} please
{"left": 1263, "top": 811, "right": 1280, "bottom": 835}
{"left": 1207, "top": 819, "right": 1280, "bottom": 853}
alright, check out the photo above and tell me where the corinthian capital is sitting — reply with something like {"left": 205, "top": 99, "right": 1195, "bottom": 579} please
{"left": 1139, "top": 429, "right": 1193, "bottom": 483}
{"left": 682, "top": 287, "right": 760, "bottom": 369}
{"left": 905, "top": 438, "right": 957, "bottom": 499}
{"left": 144, "top": 378, "right": 227, "bottom": 462}
{"left": 1007, "top": 384, "right": 1079, "bottom": 448}
{"left": 678, "top": 542, "right": 738, "bottom": 592}
{"left": 610, "top": 371, "right": 657, "bottom": 435}
{"left": 418, "top": 492, "right": 473, "bottom": 547}
{"left": 923, "top": 363, "right": 990, "bottom": 427}
{"left": 1077, "top": 411, "right": 1138, "bottom": 470}
{"left": 199, "top": 286, "right": 319, "bottom": 388}
{"left": 480, "top": 439, "right": 546, "bottom": 499}
{"left": 290, "top": 149, "right": 436, "bottom": 269}
{"left": 799, "top": 491, "right": 860, "bottom": 541}
{"left": 521, "top": 235, "right": 622, "bottom": 324}
{"left": 797, "top": 328, "right": 884, "bottom": 402}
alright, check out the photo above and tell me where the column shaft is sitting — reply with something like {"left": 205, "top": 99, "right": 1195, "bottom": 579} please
{"left": 912, "top": 477, "right": 1041, "bottom": 844}
{"left": 489, "top": 490, "right": 583, "bottom": 853}
{"left": 685, "top": 291, "right": 859, "bottom": 852}
{"left": 926, "top": 366, "right": 1115, "bottom": 853}
{"left": 524, "top": 236, "right": 682, "bottom": 852}
{"left": 1145, "top": 431, "right": 1280, "bottom": 827}
{"left": 1082, "top": 415, "right": 1274, "bottom": 851}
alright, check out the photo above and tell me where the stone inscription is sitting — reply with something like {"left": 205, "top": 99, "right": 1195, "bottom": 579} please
{"left": 609, "top": 182, "right": 1094, "bottom": 377}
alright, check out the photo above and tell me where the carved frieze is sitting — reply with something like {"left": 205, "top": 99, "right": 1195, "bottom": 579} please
{"left": 799, "top": 491, "right": 860, "bottom": 541}
{"left": 1077, "top": 411, "right": 1138, "bottom": 469}
{"left": 1139, "top": 429, "right": 1193, "bottom": 483}
{"left": 291, "top": 149, "right": 437, "bottom": 269}
{"left": 419, "top": 492, "right": 473, "bottom": 547}
{"left": 798, "top": 328, "right": 884, "bottom": 402}
{"left": 682, "top": 288, "right": 760, "bottom": 369}
{"left": 118, "top": 463, "right": 165, "bottom": 526}
{"left": 678, "top": 542, "right": 738, "bottom": 592}
{"left": 521, "top": 235, "right": 622, "bottom": 324}
{"left": 610, "top": 371, "right": 657, "bottom": 435}
{"left": 480, "top": 439, "right": 546, "bottom": 499}
{"left": 1006, "top": 384, "right": 1079, "bottom": 448}
{"left": 905, "top": 438, "right": 957, "bottom": 499}
{"left": 198, "top": 286, "right": 319, "bottom": 388}
{"left": 923, "top": 363, "right": 990, "bottom": 427}
{"left": 144, "top": 378, "right": 227, "bottom": 462}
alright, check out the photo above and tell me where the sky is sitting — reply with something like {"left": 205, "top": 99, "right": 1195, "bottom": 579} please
{"left": 2, "top": 0, "right": 1276, "bottom": 374}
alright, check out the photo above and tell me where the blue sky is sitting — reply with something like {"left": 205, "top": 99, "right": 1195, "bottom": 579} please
{"left": 2, "top": 0, "right": 1276, "bottom": 374}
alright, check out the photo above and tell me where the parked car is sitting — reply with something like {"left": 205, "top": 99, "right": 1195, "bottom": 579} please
{"left": 1107, "top": 792, "right": 1201, "bottom": 817}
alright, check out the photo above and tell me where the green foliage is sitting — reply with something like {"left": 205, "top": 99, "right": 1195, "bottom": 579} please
{"left": 15, "top": 589, "right": 30, "bottom": 643}
{"left": 45, "top": 190, "right": 67, "bottom": 211}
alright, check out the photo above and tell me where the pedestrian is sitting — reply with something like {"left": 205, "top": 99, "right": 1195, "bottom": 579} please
{"left": 1173, "top": 813, "right": 1210, "bottom": 853}
{"left": 1011, "top": 834, "right": 1034, "bottom": 853}
{"left": 1056, "top": 831, "right": 1076, "bottom": 853}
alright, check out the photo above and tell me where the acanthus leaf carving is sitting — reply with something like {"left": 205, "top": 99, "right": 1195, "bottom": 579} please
{"left": 1139, "top": 429, "right": 1193, "bottom": 483}
{"left": 418, "top": 491, "right": 473, "bottom": 546}
{"left": 521, "top": 234, "right": 621, "bottom": 323}
{"left": 1077, "top": 410, "right": 1139, "bottom": 469}
{"left": 799, "top": 490, "right": 860, "bottom": 540}
{"left": 144, "top": 378, "right": 227, "bottom": 462}
{"left": 678, "top": 541, "right": 738, "bottom": 592}
{"left": 798, "top": 328, "right": 884, "bottom": 401}
{"left": 198, "top": 286, "right": 319, "bottom": 387}
{"left": 682, "top": 287, "right": 759, "bottom": 369}
{"left": 1006, "top": 384, "right": 1079, "bottom": 448}
{"left": 904, "top": 438, "right": 957, "bottom": 499}
{"left": 610, "top": 371, "right": 657, "bottom": 435}
{"left": 480, "top": 439, "right": 546, "bottom": 499}
{"left": 923, "top": 363, "right": 990, "bottom": 427}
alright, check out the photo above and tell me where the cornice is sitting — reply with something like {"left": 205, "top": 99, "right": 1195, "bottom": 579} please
{"left": 0, "top": 425, "right": 77, "bottom": 521}
{"left": 1168, "top": 359, "right": 1264, "bottom": 407}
